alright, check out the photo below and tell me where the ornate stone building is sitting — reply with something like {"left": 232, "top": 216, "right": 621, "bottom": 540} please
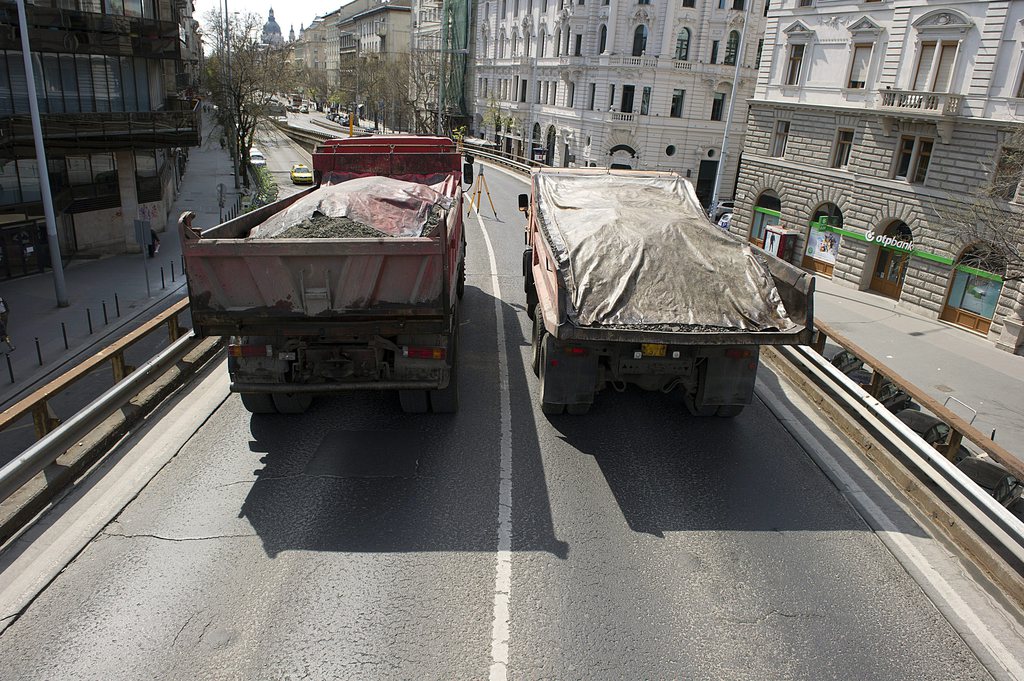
{"left": 730, "top": 0, "right": 1024, "bottom": 351}
{"left": 471, "top": 0, "right": 769, "bottom": 206}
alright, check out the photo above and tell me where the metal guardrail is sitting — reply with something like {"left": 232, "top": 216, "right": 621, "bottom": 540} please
{"left": 779, "top": 344, "right": 1024, "bottom": 564}
{"left": 0, "top": 299, "right": 192, "bottom": 442}
{"left": 0, "top": 331, "right": 200, "bottom": 503}
{"left": 812, "top": 320, "right": 1024, "bottom": 482}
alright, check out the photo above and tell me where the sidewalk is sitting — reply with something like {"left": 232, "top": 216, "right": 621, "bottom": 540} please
{"left": 813, "top": 276, "right": 1024, "bottom": 461}
{"left": 0, "top": 110, "right": 240, "bottom": 411}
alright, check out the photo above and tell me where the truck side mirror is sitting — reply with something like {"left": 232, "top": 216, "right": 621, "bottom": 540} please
{"left": 463, "top": 161, "right": 474, "bottom": 186}
{"left": 518, "top": 193, "right": 529, "bottom": 215}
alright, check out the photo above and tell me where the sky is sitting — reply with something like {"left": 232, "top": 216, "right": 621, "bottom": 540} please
{"left": 193, "top": 0, "right": 349, "bottom": 44}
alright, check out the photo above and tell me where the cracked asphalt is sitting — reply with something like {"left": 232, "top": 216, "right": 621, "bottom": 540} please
{"left": 0, "top": 166, "right": 1002, "bottom": 679}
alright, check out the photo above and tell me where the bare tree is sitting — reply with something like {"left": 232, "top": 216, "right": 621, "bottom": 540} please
{"left": 203, "top": 9, "right": 289, "bottom": 188}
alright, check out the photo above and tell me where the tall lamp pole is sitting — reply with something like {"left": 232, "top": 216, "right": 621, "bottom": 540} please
{"left": 436, "top": 11, "right": 447, "bottom": 136}
{"left": 15, "top": 0, "right": 68, "bottom": 307}
{"left": 224, "top": 0, "right": 240, "bottom": 189}
{"left": 709, "top": 1, "right": 752, "bottom": 219}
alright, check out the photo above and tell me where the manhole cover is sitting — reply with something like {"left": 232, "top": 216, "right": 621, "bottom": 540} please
{"left": 305, "top": 430, "right": 419, "bottom": 478}
{"left": 935, "top": 384, "right": 954, "bottom": 393}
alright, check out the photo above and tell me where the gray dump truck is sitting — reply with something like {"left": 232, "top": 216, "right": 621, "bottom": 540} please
{"left": 519, "top": 169, "right": 814, "bottom": 416}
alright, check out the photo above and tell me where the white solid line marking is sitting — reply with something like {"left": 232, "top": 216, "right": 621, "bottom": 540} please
{"left": 476, "top": 209, "right": 514, "bottom": 681}
{"left": 758, "top": 381, "right": 1024, "bottom": 680}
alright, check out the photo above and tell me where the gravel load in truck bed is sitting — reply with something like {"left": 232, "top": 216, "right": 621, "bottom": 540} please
{"left": 271, "top": 214, "right": 387, "bottom": 239}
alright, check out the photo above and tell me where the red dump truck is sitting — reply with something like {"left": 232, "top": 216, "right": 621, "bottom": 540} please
{"left": 182, "top": 136, "right": 469, "bottom": 414}
{"left": 520, "top": 169, "right": 814, "bottom": 417}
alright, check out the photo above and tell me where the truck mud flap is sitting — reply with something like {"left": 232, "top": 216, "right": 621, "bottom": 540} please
{"left": 696, "top": 350, "right": 760, "bottom": 407}
{"left": 539, "top": 335, "right": 599, "bottom": 414}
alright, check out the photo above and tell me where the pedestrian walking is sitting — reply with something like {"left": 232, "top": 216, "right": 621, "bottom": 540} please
{"left": 148, "top": 229, "right": 160, "bottom": 258}
{"left": 0, "top": 295, "right": 14, "bottom": 352}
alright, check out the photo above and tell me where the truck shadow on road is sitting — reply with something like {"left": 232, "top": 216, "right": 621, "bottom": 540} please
{"left": 237, "top": 285, "right": 569, "bottom": 559}
{"left": 545, "top": 372, "right": 909, "bottom": 539}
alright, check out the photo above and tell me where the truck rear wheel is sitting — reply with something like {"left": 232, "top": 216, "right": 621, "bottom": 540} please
{"left": 530, "top": 310, "right": 544, "bottom": 377}
{"left": 272, "top": 393, "right": 313, "bottom": 414}
{"left": 240, "top": 392, "right": 276, "bottom": 414}
{"left": 456, "top": 240, "right": 466, "bottom": 298}
{"left": 399, "top": 389, "right": 429, "bottom": 413}
{"left": 716, "top": 405, "right": 744, "bottom": 418}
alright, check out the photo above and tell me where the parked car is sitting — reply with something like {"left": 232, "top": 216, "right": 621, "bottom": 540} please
{"left": 249, "top": 149, "right": 267, "bottom": 167}
{"left": 289, "top": 163, "right": 314, "bottom": 184}
{"left": 896, "top": 409, "right": 950, "bottom": 447}
{"left": 712, "top": 200, "right": 735, "bottom": 221}
{"left": 325, "top": 112, "right": 338, "bottom": 122}
{"left": 957, "top": 457, "right": 1024, "bottom": 507}
{"left": 299, "top": 104, "right": 309, "bottom": 114}
{"left": 830, "top": 349, "right": 872, "bottom": 386}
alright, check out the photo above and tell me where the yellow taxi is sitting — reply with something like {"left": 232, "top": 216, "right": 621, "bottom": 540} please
{"left": 290, "top": 163, "right": 314, "bottom": 185}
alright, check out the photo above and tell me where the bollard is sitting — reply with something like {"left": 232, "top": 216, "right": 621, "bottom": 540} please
{"left": 61, "top": 321, "right": 68, "bottom": 350}
{"left": 5, "top": 353, "right": 13, "bottom": 383}
{"left": 87, "top": 308, "right": 93, "bottom": 335}
{"left": 161, "top": 266, "right": 166, "bottom": 289}
{"left": 115, "top": 292, "right": 121, "bottom": 317}
{"left": 35, "top": 337, "right": 42, "bottom": 366}
{"left": 102, "top": 300, "right": 108, "bottom": 325}
{"left": 171, "top": 260, "right": 176, "bottom": 282}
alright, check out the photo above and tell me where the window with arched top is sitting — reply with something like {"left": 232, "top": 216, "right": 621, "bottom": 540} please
{"left": 632, "top": 25, "right": 648, "bottom": 57}
{"left": 750, "top": 190, "right": 782, "bottom": 247}
{"left": 870, "top": 220, "right": 913, "bottom": 300}
{"left": 512, "top": 33, "right": 519, "bottom": 56}
{"left": 524, "top": 30, "right": 532, "bottom": 57}
{"left": 599, "top": 25, "right": 607, "bottom": 54}
{"left": 941, "top": 243, "right": 1006, "bottom": 333}
{"left": 675, "top": 28, "right": 690, "bottom": 60}
{"left": 725, "top": 30, "right": 740, "bottom": 65}
{"left": 499, "top": 33, "right": 507, "bottom": 58}
{"left": 803, "top": 203, "right": 844, "bottom": 275}
{"left": 539, "top": 30, "right": 547, "bottom": 58}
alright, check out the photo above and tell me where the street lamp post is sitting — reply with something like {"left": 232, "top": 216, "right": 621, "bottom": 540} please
{"left": 709, "top": 1, "right": 752, "bottom": 219}
{"left": 224, "top": 0, "right": 240, "bottom": 189}
{"left": 15, "top": 0, "right": 68, "bottom": 307}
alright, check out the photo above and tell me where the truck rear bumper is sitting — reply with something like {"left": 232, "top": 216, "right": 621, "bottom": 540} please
{"left": 231, "top": 381, "right": 441, "bottom": 393}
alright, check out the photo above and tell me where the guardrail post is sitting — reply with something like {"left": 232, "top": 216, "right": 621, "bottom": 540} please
{"left": 167, "top": 314, "right": 181, "bottom": 341}
{"left": 111, "top": 351, "right": 135, "bottom": 382}
{"left": 868, "top": 371, "right": 886, "bottom": 398}
{"left": 31, "top": 401, "right": 61, "bottom": 439}
{"left": 812, "top": 330, "right": 827, "bottom": 355}
{"left": 945, "top": 430, "right": 965, "bottom": 463}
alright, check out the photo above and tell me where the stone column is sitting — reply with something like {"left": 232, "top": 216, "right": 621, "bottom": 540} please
{"left": 996, "top": 280, "right": 1024, "bottom": 355}
{"left": 115, "top": 150, "right": 140, "bottom": 254}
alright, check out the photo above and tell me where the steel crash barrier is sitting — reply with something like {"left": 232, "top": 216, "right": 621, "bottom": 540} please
{"left": 0, "top": 300, "right": 221, "bottom": 542}
{"left": 0, "top": 140, "right": 1020, "bottom": 606}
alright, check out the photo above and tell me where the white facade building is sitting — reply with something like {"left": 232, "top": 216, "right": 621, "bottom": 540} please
{"left": 731, "top": 0, "right": 1024, "bottom": 350}
{"left": 471, "top": 0, "right": 770, "bottom": 205}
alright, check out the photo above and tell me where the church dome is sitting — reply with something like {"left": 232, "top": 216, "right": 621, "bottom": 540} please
{"left": 262, "top": 7, "right": 283, "bottom": 45}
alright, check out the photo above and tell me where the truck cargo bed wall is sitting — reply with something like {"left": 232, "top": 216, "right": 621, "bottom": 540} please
{"left": 185, "top": 239, "right": 447, "bottom": 337}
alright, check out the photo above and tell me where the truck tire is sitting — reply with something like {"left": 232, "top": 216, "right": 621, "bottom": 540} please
{"left": 456, "top": 239, "right": 467, "bottom": 299}
{"left": 399, "top": 389, "right": 429, "bottom": 413}
{"left": 530, "top": 311, "right": 544, "bottom": 377}
{"left": 240, "top": 392, "right": 276, "bottom": 414}
{"left": 272, "top": 392, "right": 313, "bottom": 414}
{"left": 716, "top": 405, "right": 744, "bottom": 418}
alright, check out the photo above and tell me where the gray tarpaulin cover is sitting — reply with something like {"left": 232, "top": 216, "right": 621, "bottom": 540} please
{"left": 534, "top": 171, "right": 795, "bottom": 331}
{"left": 247, "top": 176, "right": 452, "bottom": 239}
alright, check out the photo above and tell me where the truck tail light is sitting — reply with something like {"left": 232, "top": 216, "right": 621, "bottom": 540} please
{"left": 228, "top": 343, "right": 272, "bottom": 358}
{"left": 403, "top": 346, "right": 446, "bottom": 360}
{"left": 566, "top": 346, "right": 588, "bottom": 356}
{"left": 724, "top": 348, "right": 753, "bottom": 359}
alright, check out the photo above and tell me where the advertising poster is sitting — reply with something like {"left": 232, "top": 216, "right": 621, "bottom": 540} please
{"left": 806, "top": 225, "right": 840, "bottom": 264}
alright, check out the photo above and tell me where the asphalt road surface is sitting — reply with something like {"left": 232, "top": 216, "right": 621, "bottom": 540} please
{"left": 251, "top": 121, "right": 314, "bottom": 199}
{"left": 1, "top": 163, "right": 1022, "bottom": 679}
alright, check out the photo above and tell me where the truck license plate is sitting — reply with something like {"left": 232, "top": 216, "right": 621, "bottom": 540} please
{"left": 641, "top": 343, "right": 667, "bottom": 357}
